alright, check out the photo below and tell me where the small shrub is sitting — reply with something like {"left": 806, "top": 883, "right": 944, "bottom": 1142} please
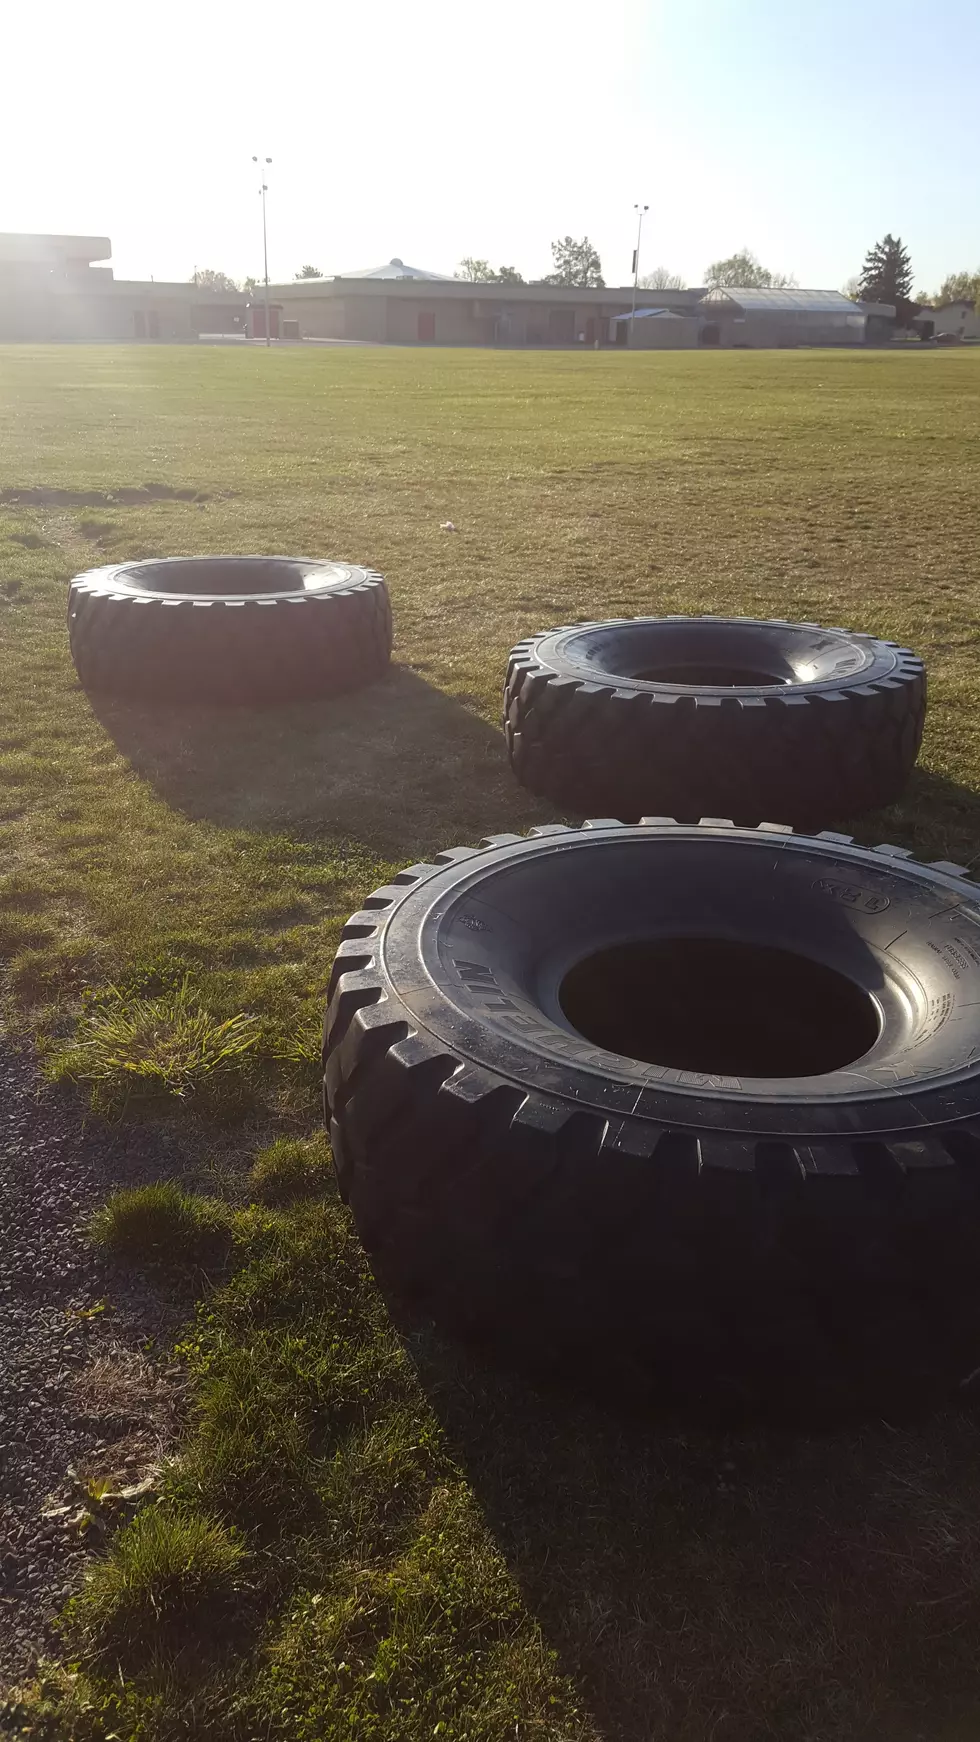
{"left": 47, "top": 976, "right": 261, "bottom": 1114}
{"left": 69, "top": 1507, "right": 245, "bottom": 1663}
{"left": 248, "top": 1135, "right": 333, "bottom": 1205}
{"left": 88, "top": 1182, "right": 230, "bottom": 1268}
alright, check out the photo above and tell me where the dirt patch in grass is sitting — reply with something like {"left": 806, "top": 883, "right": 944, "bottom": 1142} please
{"left": 78, "top": 519, "right": 117, "bottom": 544}
{"left": 72, "top": 1344, "right": 185, "bottom": 1449}
{"left": 0, "top": 483, "right": 213, "bottom": 507}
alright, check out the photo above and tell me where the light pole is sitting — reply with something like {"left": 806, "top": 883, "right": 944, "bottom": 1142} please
{"left": 630, "top": 202, "right": 648, "bottom": 342}
{"left": 252, "top": 155, "right": 272, "bottom": 345}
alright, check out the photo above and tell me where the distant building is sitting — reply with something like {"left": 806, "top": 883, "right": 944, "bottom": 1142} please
{"left": 856, "top": 300, "right": 898, "bottom": 344}
{"left": 697, "top": 287, "right": 870, "bottom": 348}
{"left": 922, "top": 299, "right": 979, "bottom": 340}
{"left": 0, "top": 234, "right": 246, "bottom": 342}
{"left": 0, "top": 234, "right": 895, "bottom": 349}
{"left": 611, "top": 308, "right": 700, "bottom": 348}
{"left": 272, "top": 271, "right": 699, "bottom": 346}
{"left": 274, "top": 272, "right": 887, "bottom": 349}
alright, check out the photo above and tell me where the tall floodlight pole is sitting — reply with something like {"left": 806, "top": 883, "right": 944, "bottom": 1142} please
{"left": 630, "top": 203, "right": 648, "bottom": 342}
{"left": 252, "top": 155, "right": 272, "bottom": 345}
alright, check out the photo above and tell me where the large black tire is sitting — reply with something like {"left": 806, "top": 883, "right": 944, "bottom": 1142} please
{"left": 68, "top": 557, "right": 392, "bottom": 704}
{"left": 324, "top": 821, "right": 980, "bottom": 1417}
{"left": 504, "top": 616, "right": 926, "bottom": 825}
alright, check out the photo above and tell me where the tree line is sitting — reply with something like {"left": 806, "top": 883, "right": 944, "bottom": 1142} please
{"left": 454, "top": 242, "right": 799, "bottom": 291}
{"left": 455, "top": 241, "right": 796, "bottom": 291}
{"left": 458, "top": 235, "right": 978, "bottom": 317}
{"left": 191, "top": 237, "right": 978, "bottom": 313}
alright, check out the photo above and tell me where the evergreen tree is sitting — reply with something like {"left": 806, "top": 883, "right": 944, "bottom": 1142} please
{"left": 858, "top": 234, "right": 915, "bottom": 323}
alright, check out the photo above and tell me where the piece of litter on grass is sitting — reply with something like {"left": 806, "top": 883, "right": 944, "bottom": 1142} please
{"left": 116, "top": 1471, "right": 160, "bottom": 1502}
{"left": 440, "top": 521, "right": 457, "bottom": 532}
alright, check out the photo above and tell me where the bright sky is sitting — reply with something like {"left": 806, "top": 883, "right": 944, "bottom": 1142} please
{"left": 3, "top": 0, "right": 976, "bottom": 295}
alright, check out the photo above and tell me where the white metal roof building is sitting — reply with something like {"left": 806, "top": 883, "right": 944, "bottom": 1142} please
{"left": 698, "top": 286, "right": 869, "bottom": 346}
{"left": 331, "top": 257, "right": 452, "bottom": 281}
{"left": 700, "top": 287, "right": 859, "bottom": 313}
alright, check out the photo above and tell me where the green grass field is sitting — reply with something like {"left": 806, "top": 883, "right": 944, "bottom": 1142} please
{"left": 3, "top": 344, "right": 980, "bottom": 1740}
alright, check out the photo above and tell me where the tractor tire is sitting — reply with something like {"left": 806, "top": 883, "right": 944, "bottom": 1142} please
{"left": 68, "top": 557, "right": 392, "bottom": 704}
{"left": 324, "top": 820, "right": 980, "bottom": 1418}
{"left": 504, "top": 616, "right": 926, "bottom": 826}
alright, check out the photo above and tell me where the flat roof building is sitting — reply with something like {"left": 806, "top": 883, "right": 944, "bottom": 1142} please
{"left": 0, "top": 233, "right": 247, "bottom": 342}
{"left": 0, "top": 234, "right": 894, "bottom": 349}
{"left": 270, "top": 271, "right": 701, "bottom": 347}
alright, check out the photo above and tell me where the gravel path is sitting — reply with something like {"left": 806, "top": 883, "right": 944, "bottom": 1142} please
{"left": 0, "top": 1045, "right": 201, "bottom": 1685}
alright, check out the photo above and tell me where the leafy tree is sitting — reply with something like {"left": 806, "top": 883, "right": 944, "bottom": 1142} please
{"left": 456, "top": 257, "right": 495, "bottom": 281}
{"left": 640, "top": 266, "right": 687, "bottom": 289}
{"left": 704, "top": 249, "right": 796, "bottom": 289}
{"left": 842, "top": 274, "right": 862, "bottom": 300}
{"left": 933, "top": 268, "right": 980, "bottom": 307}
{"left": 545, "top": 236, "right": 604, "bottom": 288}
{"left": 858, "top": 234, "right": 915, "bottom": 322}
{"left": 295, "top": 264, "right": 323, "bottom": 279}
{"left": 242, "top": 276, "right": 258, "bottom": 296}
{"left": 190, "top": 268, "right": 239, "bottom": 293}
{"left": 456, "top": 259, "right": 526, "bottom": 284}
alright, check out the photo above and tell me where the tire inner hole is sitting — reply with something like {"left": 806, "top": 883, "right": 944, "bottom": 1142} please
{"left": 559, "top": 938, "right": 879, "bottom": 1078}
{"left": 632, "top": 664, "right": 790, "bottom": 687}
{"left": 130, "top": 559, "right": 311, "bottom": 596}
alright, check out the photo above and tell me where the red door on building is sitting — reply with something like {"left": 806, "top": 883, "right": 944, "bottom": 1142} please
{"left": 417, "top": 311, "right": 436, "bottom": 342}
{"left": 251, "top": 305, "right": 281, "bottom": 340}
